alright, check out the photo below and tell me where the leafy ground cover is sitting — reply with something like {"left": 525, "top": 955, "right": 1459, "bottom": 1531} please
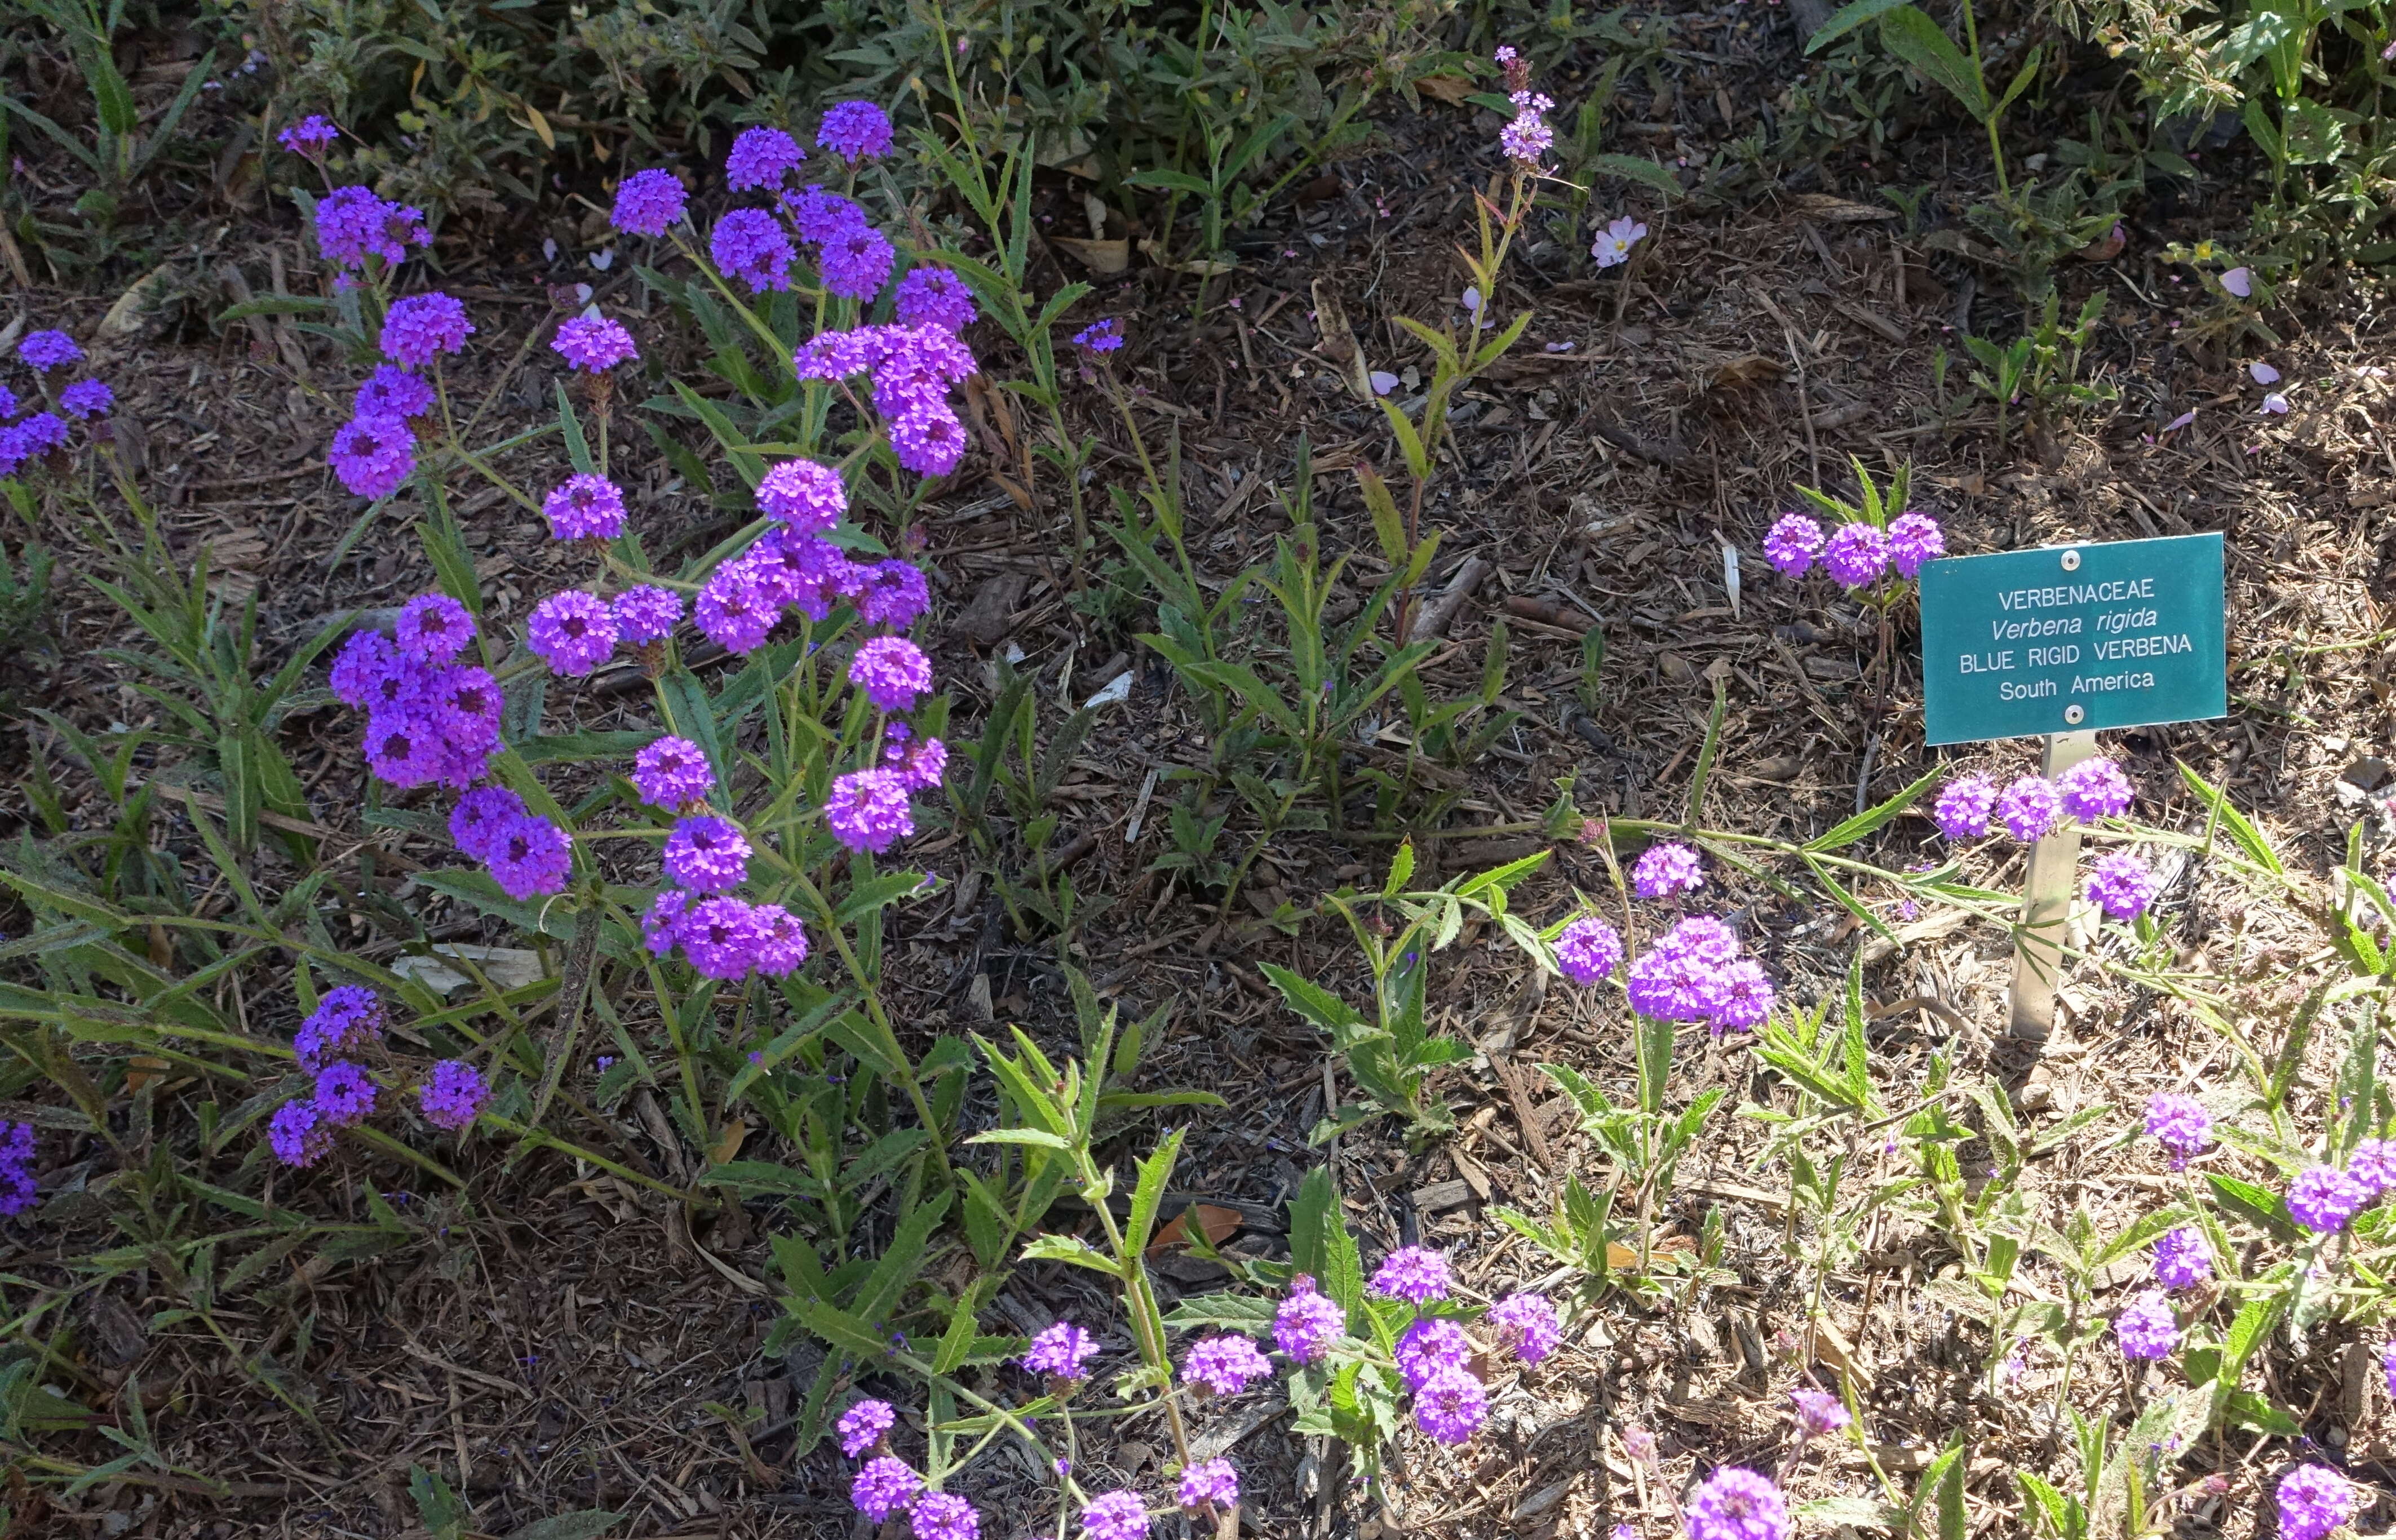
{"left": 3, "top": 3, "right": 2396, "bottom": 1539}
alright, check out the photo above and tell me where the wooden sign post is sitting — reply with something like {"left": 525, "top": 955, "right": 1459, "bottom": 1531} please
{"left": 1916, "top": 535, "right": 2228, "bottom": 1042}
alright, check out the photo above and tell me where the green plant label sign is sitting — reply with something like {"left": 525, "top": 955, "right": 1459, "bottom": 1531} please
{"left": 1918, "top": 533, "right": 2226, "bottom": 745}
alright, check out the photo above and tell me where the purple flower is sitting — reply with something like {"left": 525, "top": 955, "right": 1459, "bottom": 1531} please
{"left": 613, "top": 584, "right": 683, "bottom": 645}
{"left": 1624, "top": 915, "right": 1756, "bottom": 1030}
{"left": 895, "top": 267, "right": 977, "bottom": 332}
{"left": 1021, "top": 1320, "right": 1098, "bottom": 1381}
{"left": 896, "top": 735, "right": 947, "bottom": 792}
{"left": 330, "top": 631, "right": 401, "bottom": 708}
{"left": 1791, "top": 1388, "right": 1848, "bottom": 1439}
{"left": 1886, "top": 512, "right": 1945, "bottom": 578}
{"left": 1072, "top": 318, "right": 1124, "bottom": 354}
{"left": 856, "top": 560, "right": 931, "bottom": 629}
{"left": 785, "top": 184, "right": 868, "bottom": 245}
{"left": 1934, "top": 776, "right": 1997, "bottom": 839}
{"left": 1411, "top": 1365, "right": 1486, "bottom": 1444}
{"left": 837, "top": 1398, "right": 895, "bottom": 1457}
{"left": 313, "top": 185, "right": 428, "bottom": 271}
{"left": 2277, "top": 1465, "right": 2354, "bottom": 1540}
{"left": 0, "top": 1121, "right": 36, "bottom": 1217}
{"left": 696, "top": 563, "right": 778, "bottom": 654}
{"left": 1184, "top": 1333, "right": 1273, "bottom": 1395}
{"left": 756, "top": 458, "right": 847, "bottom": 533}
{"left": 59, "top": 379, "right": 113, "bottom": 419}
{"left": 850, "top": 636, "right": 933, "bottom": 712}
{"left": 750, "top": 903, "right": 810, "bottom": 977}
{"left": 450, "top": 786, "right": 528, "bottom": 860}
{"left": 634, "top": 736, "right": 715, "bottom": 810}
{"left": 887, "top": 401, "right": 967, "bottom": 476}
{"left": 486, "top": 814, "right": 572, "bottom": 899}
{"left": 826, "top": 767, "right": 914, "bottom": 854}
{"left": 851, "top": 1456, "right": 922, "bottom": 1521}
{"left": 2085, "top": 853, "right": 2157, "bottom": 921}
{"left": 2382, "top": 1339, "right": 2395, "bottom": 1402}
{"left": 312, "top": 1062, "right": 379, "bottom": 1126}
{"left": 912, "top": 1492, "right": 980, "bottom": 1540}
{"left": 362, "top": 714, "right": 442, "bottom": 788}
{"left": 681, "top": 897, "right": 768, "bottom": 980}
{"left": 2287, "top": 1166, "right": 2370, "bottom": 1233}
{"left": 710, "top": 208, "right": 795, "bottom": 293}
{"left": 10, "top": 412, "right": 69, "bottom": 460}
{"left": 1394, "top": 1317, "right": 1473, "bottom": 1391}
{"left": 1685, "top": 1469, "right": 1787, "bottom": 1540}
{"left": 2114, "top": 1289, "right": 2178, "bottom": 1360}
{"left": 1489, "top": 1290, "right": 1561, "bottom": 1364}
{"left": 610, "top": 168, "right": 687, "bottom": 235}
{"left": 355, "top": 365, "right": 435, "bottom": 423}
{"left": 396, "top": 593, "right": 475, "bottom": 662}
{"left": 1821, "top": 523, "right": 1889, "bottom": 588}
{"left": 2153, "top": 1227, "right": 2210, "bottom": 1290}
{"left": 2349, "top": 1138, "right": 2396, "bottom": 1197}
{"left": 0, "top": 384, "right": 17, "bottom": 420}
{"left": 552, "top": 316, "right": 638, "bottom": 372}
{"left": 1273, "top": 1275, "right": 1344, "bottom": 1363}
{"left": 380, "top": 292, "right": 473, "bottom": 366}
{"left": 725, "top": 126, "right": 805, "bottom": 190}
{"left": 269, "top": 1099, "right": 334, "bottom": 1166}
{"left": 1996, "top": 775, "right": 2062, "bottom": 841}
{"left": 1078, "top": 1490, "right": 1146, "bottom": 1540}
{"left": 543, "top": 474, "right": 628, "bottom": 540}
{"left": 643, "top": 890, "right": 690, "bottom": 956}
{"left": 17, "top": 330, "right": 82, "bottom": 372}
{"left": 2145, "top": 1094, "right": 2212, "bottom": 1166}
{"left": 1632, "top": 841, "right": 1705, "bottom": 899}
{"left": 526, "top": 589, "right": 619, "bottom": 676}
{"left": 1591, "top": 216, "right": 1647, "bottom": 267}
{"left": 419, "top": 1059, "right": 490, "bottom": 1130}
{"left": 329, "top": 414, "right": 415, "bottom": 499}
{"left": 1177, "top": 1457, "right": 1238, "bottom": 1515}
{"left": 1762, "top": 513, "right": 1823, "bottom": 576}
{"left": 1370, "top": 1245, "right": 1450, "bottom": 1304}
{"left": 664, "top": 814, "right": 751, "bottom": 893}
{"left": 277, "top": 114, "right": 340, "bottom": 156}
{"left": 1500, "top": 94, "right": 1554, "bottom": 166}
{"left": 1710, "top": 958, "right": 1776, "bottom": 1033}
{"left": 818, "top": 100, "right": 895, "bottom": 159}
{"left": 820, "top": 223, "right": 897, "bottom": 301}
{"left": 294, "top": 986, "right": 386, "bottom": 1073}
{"left": 2058, "top": 757, "right": 2134, "bottom": 820}
{"left": 1555, "top": 916, "right": 1624, "bottom": 986}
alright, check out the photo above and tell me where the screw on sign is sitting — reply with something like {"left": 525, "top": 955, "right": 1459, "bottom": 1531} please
{"left": 1915, "top": 534, "right": 2228, "bottom": 1038}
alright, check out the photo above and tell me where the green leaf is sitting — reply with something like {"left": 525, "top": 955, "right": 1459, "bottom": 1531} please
{"left": 1804, "top": 0, "right": 1912, "bottom": 52}
{"left": 410, "top": 1466, "right": 470, "bottom": 1540}
{"left": 1259, "top": 964, "right": 1369, "bottom": 1036}
{"left": 1879, "top": 6, "right": 1989, "bottom": 120}
{"left": 1684, "top": 676, "right": 1728, "bottom": 826}
{"left": 2203, "top": 1173, "right": 2298, "bottom": 1238}
{"left": 2222, "top": 1389, "right": 2300, "bottom": 1436}
{"left": 556, "top": 382, "right": 595, "bottom": 476}
{"left": 1588, "top": 153, "right": 1684, "bottom": 199}
{"left": 1019, "top": 1232, "right": 1123, "bottom": 1276}
{"left": 1383, "top": 840, "right": 1416, "bottom": 898}
{"left": 2177, "top": 761, "right": 2285, "bottom": 875}
{"left": 215, "top": 295, "right": 327, "bottom": 322}
{"left": 1805, "top": 767, "right": 1939, "bottom": 852}
{"left": 2282, "top": 97, "right": 2346, "bottom": 165}
{"left": 1123, "top": 1128, "right": 1185, "bottom": 1258}
{"left": 1289, "top": 1165, "right": 1365, "bottom": 1328}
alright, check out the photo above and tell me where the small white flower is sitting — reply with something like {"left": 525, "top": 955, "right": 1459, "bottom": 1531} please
{"left": 2220, "top": 266, "right": 2253, "bottom": 298}
{"left": 591, "top": 248, "right": 615, "bottom": 272}
{"left": 1369, "top": 370, "right": 1399, "bottom": 396}
{"left": 1592, "top": 216, "right": 1648, "bottom": 268}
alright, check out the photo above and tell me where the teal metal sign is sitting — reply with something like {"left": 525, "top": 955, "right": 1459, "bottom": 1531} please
{"left": 1919, "top": 533, "right": 2226, "bottom": 745}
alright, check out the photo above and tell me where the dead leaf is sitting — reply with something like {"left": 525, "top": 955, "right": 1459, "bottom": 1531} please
{"left": 1146, "top": 1202, "right": 1242, "bottom": 1255}
{"left": 1416, "top": 74, "right": 1476, "bottom": 105}
{"left": 126, "top": 1055, "right": 172, "bottom": 1092}
{"left": 1049, "top": 237, "right": 1129, "bottom": 275}
{"left": 2074, "top": 224, "right": 2126, "bottom": 262}
{"left": 1788, "top": 193, "right": 1897, "bottom": 223}
{"left": 1709, "top": 354, "right": 1786, "bottom": 390}
{"left": 99, "top": 265, "right": 176, "bottom": 343}
{"left": 710, "top": 1119, "right": 749, "bottom": 1167}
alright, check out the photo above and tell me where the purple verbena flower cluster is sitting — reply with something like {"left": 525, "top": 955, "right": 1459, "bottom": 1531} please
{"left": 278, "top": 114, "right": 340, "bottom": 157}
{"left": 610, "top": 168, "right": 688, "bottom": 236}
{"left": 2145, "top": 1093, "right": 2212, "bottom": 1168}
{"left": 1370, "top": 1245, "right": 1451, "bottom": 1304}
{"left": 1183, "top": 1334, "right": 1273, "bottom": 1395}
{"left": 793, "top": 323, "right": 978, "bottom": 476}
{"left": 1500, "top": 90, "right": 1554, "bottom": 167}
{"left": 1487, "top": 1290, "right": 1562, "bottom": 1364}
{"left": 0, "top": 1121, "right": 38, "bottom": 1217}
{"left": 543, "top": 473, "right": 627, "bottom": 540}
{"left": 312, "top": 185, "right": 430, "bottom": 275}
{"left": 836, "top": 1398, "right": 895, "bottom": 1457}
{"left": 2085, "top": 852, "right": 2158, "bottom": 921}
{"left": 2114, "top": 1289, "right": 2178, "bottom": 1360}
{"left": 1394, "top": 1317, "right": 1473, "bottom": 1390}
{"left": 2152, "top": 1227, "right": 2210, "bottom": 1290}
{"left": 1632, "top": 841, "right": 1706, "bottom": 899}
{"left": 1021, "top": 1320, "right": 1099, "bottom": 1381}
{"left": 2286, "top": 1166, "right": 2370, "bottom": 1233}
{"left": 1624, "top": 916, "right": 1775, "bottom": 1035}
{"left": 330, "top": 598, "right": 504, "bottom": 793}
{"left": 1273, "top": 1275, "right": 1344, "bottom": 1363}
{"left": 1791, "top": 1388, "right": 1848, "bottom": 1439}
{"left": 552, "top": 316, "right": 638, "bottom": 373}
{"left": 818, "top": 101, "right": 895, "bottom": 160}
{"left": 1685, "top": 1468, "right": 1789, "bottom": 1540}
{"left": 1177, "top": 1457, "right": 1239, "bottom": 1514}
{"left": 0, "top": 331, "right": 113, "bottom": 478}
{"left": 1765, "top": 512, "right": 1942, "bottom": 588}
{"left": 2275, "top": 1464, "right": 2354, "bottom": 1540}
{"left": 1079, "top": 1490, "right": 1147, "bottom": 1540}
{"left": 1555, "top": 916, "right": 1624, "bottom": 986}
